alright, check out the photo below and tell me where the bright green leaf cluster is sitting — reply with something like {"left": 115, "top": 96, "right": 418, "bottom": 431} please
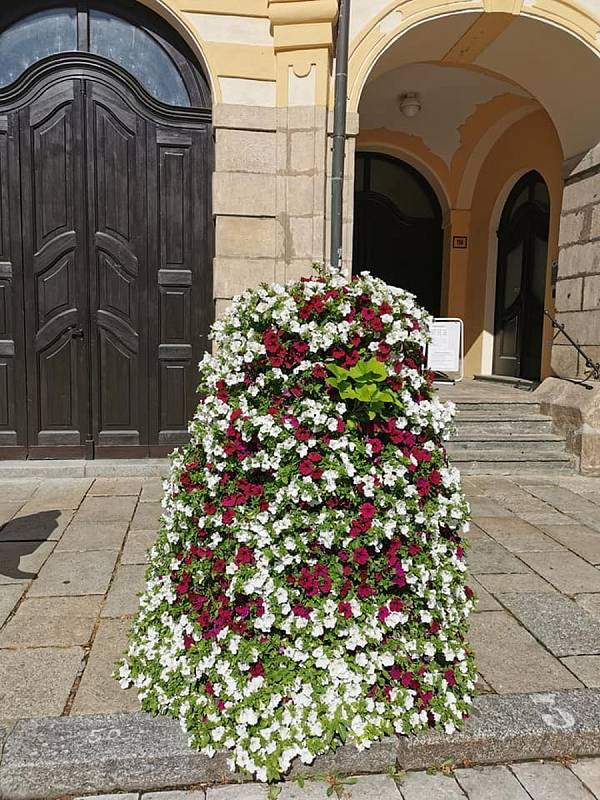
{"left": 326, "top": 357, "right": 399, "bottom": 420}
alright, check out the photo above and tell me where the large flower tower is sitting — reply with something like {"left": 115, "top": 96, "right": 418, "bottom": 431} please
{"left": 118, "top": 269, "right": 476, "bottom": 781}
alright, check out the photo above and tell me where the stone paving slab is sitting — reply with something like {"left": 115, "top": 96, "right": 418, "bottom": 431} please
{"left": 523, "top": 486, "right": 600, "bottom": 532}
{"left": 511, "top": 761, "right": 595, "bottom": 799}
{"left": 538, "top": 523, "right": 600, "bottom": 565}
{"left": 0, "top": 586, "right": 24, "bottom": 627}
{"left": 455, "top": 764, "right": 530, "bottom": 799}
{"left": 72, "top": 619, "right": 138, "bottom": 715}
{"left": 398, "top": 771, "right": 466, "bottom": 799}
{"left": 0, "top": 504, "right": 24, "bottom": 527}
{"left": 16, "top": 478, "right": 92, "bottom": 511}
{"left": 0, "top": 647, "right": 83, "bottom": 719}
{"left": 0, "top": 481, "right": 40, "bottom": 502}
{"left": 205, "top": 787, "right": 264, "bottom": 800}
{"left": 147, "top": 792, "right": 205, "bottom": 800}
{"left": 517, "top": 550, "right": 600, "bottom": 595}
{"left": 76, "top": 496, "right": 139, "bottom": 523}
{"left": 473, "top": 517, "right": 563, "bottom": 553}
{"left": 286, "top": 776, "right": 403, "bottom": 800}
{"left": 467, "top": 575, "right": 501, "bottom": 612}
{"left": 466, "top": 533, "right": 531, "bottom": 575}
{"left": 101, "top": 565, "right": 147, "bottom": 618}
{"left": 28, "top": 549, "right": 119, "bottom": 597}
{"left": 578, "top": 595, "right": 600, "bottom": 620}
{"left": 498, "top": 592, "right": 600, "bottom": 657}
{"left": 469, "top": 496, "right": 515, "bottom": 517}
{"left": 89, "top": 478, "right": 143, "bottom": 496}
{"left": 572, "top": 758, "right": 600, "bottom": 796}
{"left": 0, "top": 596, "right": 102, "bottom": 648}
{"left": 561, "top": 656, "right": 600, "bottom": 688}
{"left": 469, "top": 611, "right": 583, "bottom": 692}
{"left": 0, "top": 509, "right": 73, "bottom": 542}
{"left": 76, "top": 795, "right": 140, "bottom": 800}
{"left": 121, "top": 530, "right": 156, "bottom": 565}
{"left": 130, "top": 502, "right": 162, "bottom": 531}
{"left": 55, "top": 521, "right": 130, "bottom": 553}
{"left": 140, "top": 479, "right": 164, "bottom": 503}
{"left": 475, "top": 572, "right": 556, "bottom": 594}
{"left": 0, "top": 540, "right": 56, "bottom": 584}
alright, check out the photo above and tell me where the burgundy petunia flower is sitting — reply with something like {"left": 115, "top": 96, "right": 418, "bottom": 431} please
{"left": 338, "top": 601, "right": 352, "bottom": 618}
{"left": 234, "top": 546, "right": 255, "bottom": 566}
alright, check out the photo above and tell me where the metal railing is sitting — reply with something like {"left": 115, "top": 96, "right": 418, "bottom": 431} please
{"left": 544, "top": 309, "right": 600, "bottom": 383}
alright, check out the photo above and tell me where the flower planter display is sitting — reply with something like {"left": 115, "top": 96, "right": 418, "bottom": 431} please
{"left": 118, "top": 270, "right": 475, "bottom": 782}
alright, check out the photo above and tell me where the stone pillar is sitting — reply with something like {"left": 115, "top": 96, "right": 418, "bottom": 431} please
{"left": 210, "top": 1, "right": 339, "bottom": 320}
{"left": 554, "top": 148, "right": 600, "bottom": 379}
{"left": 269, "top": 0, "right": 338, "bottom": 279}
{"left": 276, "top": 105, "right": 329, "bottom": 282}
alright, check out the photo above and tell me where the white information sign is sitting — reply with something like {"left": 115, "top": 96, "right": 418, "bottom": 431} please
{"left": 427, "top": 318, "right": 463, "bottom": 381}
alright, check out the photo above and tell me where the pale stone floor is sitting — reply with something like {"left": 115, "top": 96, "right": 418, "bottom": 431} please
{"left": 2, "top": 472, "right": 600, "bottom": 796}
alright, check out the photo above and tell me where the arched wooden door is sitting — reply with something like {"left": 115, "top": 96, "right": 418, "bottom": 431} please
{"left": 353, "top": 152, "right": 443, "bottom": 315}
{"left": 493, "top": 171, "right": 550, "bottom": 381}
{"left": 0, "top": 2, "right": 213, "bottom": 458}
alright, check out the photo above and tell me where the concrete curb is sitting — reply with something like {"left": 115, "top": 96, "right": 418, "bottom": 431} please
{"left": 1, "top": 690, "right": 600, "bottom": 799}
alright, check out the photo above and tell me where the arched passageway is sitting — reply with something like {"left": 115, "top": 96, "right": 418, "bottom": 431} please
{"left": 350, "top": 7, "right": 600, "bottom": 378}
{"left": 353, "top": 152, "right": 443, "bottom": 315}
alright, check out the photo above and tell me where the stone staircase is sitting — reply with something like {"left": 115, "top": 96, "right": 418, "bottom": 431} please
{"left": 437, "top": 379, "right": 573, "bottom": 474}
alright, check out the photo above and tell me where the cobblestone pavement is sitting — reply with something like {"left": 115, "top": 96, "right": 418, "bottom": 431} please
{"left": 1, "top": 472, "right": 600, "bottom": 719}
{"left": 71, "top": 758, "right": 600, "bottom": 798}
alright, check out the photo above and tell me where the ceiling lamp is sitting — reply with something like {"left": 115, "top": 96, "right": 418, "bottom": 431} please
{"left": 399, "top": 92, "right": 422, "bottom": 118}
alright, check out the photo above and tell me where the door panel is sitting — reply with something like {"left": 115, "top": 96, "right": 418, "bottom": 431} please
{"left": 20, "top": 80, "right": 88, "bottom": 451}
{"left": 0, "top": 110, "right": 26, "bottom": 453}
{"left": 493, "top": 172, "right": 549, "bottom": 381}
{"left": 148, "top": 125, "right": 211, "bottom": 449}
{"left": 86, "top": 81, "right": 147, "bottom": 449}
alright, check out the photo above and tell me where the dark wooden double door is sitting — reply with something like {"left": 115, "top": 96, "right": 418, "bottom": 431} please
{"left": 0, "top": 75, "right": 212, "bottom": 458}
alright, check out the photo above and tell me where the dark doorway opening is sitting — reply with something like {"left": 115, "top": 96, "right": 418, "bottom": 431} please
{"left": 493, "top": 171, "right": 550, "bottom": 381}
{"left": 352, "top": 152, "right": 444, "bottom": 315}
{"left": 0, "top": 2, "right": 213, "bottom": 459}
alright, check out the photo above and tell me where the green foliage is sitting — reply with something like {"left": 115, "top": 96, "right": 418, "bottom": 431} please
{"left": 326, "top": 357, "right": 399, "bottom": 420}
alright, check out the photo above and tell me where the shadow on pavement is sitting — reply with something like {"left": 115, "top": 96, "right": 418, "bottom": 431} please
{"left": 0, "top": 510, "right": 60, "bottom": 579}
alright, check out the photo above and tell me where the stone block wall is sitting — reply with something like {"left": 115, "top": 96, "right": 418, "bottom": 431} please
{"left": 212, "top": 105, "right": 280, "bottom": 321}
{"left": 555, "top": 151, "right": 600, "bottom": 379}
{"left": 212, "top": 104, "right": 330, "bottom": 319}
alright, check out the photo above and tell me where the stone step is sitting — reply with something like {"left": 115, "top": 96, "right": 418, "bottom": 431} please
{"left": 449, "top": 449, "right": 573, "bottom": 475}
{"left": 473, "top": 373, "right": 538, "bottom": 390}
{"left": 0, "top": 459, "right": 168, "bottom": 478}
{"left": 452, "top": 401, "right": 542, "bottom": 415}
{"left": 455, "top": 419, "right": 555, "bottom": 435}
{"left": 447, "top": 435, "right": 565, "bottom": 453}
